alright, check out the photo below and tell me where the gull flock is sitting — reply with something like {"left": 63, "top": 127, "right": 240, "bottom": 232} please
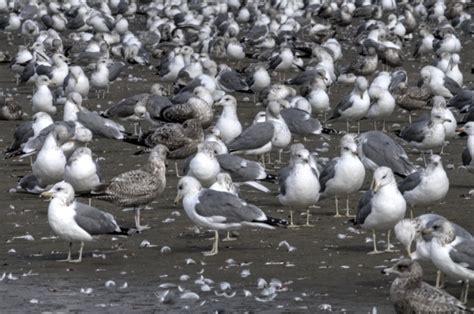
{"left": 0, "top": 0, "right": 473, "bottom": 311}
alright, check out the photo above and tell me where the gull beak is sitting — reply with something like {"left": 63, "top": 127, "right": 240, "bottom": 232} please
{"left": 352, "top": 150, "right": 358, "bottom": 156}
{"left": 444, "top": 118, "right": 452, "bottom": 123}
{"left": 371, "top": 179, "right": 380, "bottom": 193}
{"left": 456, "top": 127, "right": 465, "bottom": 133}
{"left": 421, "top": 228, "right": 432, "bottom": 236}
{"left": 40, "top": 191, "right": 53, "bottom": 199}
{"left": 381, "top": 266, "right": 394, "bottom": 275}
{"left": 174, "top": 194, "right": 182, "bottom": 205}
{"left": 303, "top": 157, "right": 309, "bottom": 163}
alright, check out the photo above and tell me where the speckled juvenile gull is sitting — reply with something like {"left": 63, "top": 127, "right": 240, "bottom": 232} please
{"left": 353, "top": 166, "right": 406, "bottom": 254}
{"left": 319, "top": 134, "right": 365, "bottom": 217}
{"left": 398, "top": 155, "right": 449, "bottom": 215}
{"left": 159, "top": 96, "right": 213, "bottom": 128}
{"left": 392, "top": 82, "right": 430, "bottom": 123}
{"left": 174, "top": 176, "right": 287, "bottom": 256}
{"left": 357, "top": 131, "right": 416, "bottom": 177}
{"left": 383, "top": 259, "right": 469, "bottom": 313}
{"left": 278, "top": 147, "right": 320, "bottom": 227}
{"left": 425, "top": 219, "right": 474, "bottom": 304}
{"left": 41, "top": 182, "right": 128, "bottom": 263}
{"left": 0, "top": 96, "right": 23, "bottom": 121}
{"left": 64, "top": 147, "right": 102, "bottom": 193}
{"left": 93, "top": 145, "right": 168, "bottom": 231}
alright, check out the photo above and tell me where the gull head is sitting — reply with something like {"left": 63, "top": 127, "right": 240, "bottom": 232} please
{"left": 41, "top": 181, "right": 75, "bottom": 206}
{"left": 371, "top": 166, "right": 395, "bottom": 192}
{"left": 175, "top": 176, "right": 202, "bottom": 204}
{"left": 382, "top": 259, "right": 422, "bottom": 279}
{"left": 422, "top": 219, "right": 455, "bottom": 245}
{"left": 340, "top": 134, "right": 358, "bottom": 156}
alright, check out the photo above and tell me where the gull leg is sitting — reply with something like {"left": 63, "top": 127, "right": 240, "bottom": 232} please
{"left": 70, "top": 242, "right": 84, "bottom": 263}
{"left": 278, "top": 149, "right": 283, "bottom": 163}
{"left": 408, "top": 113, "right": 412, "bottom": 124}
{"left": 303, "top": 207, "right": 315, "bottom": 227}
{"left": 373, "top": 121, "right": 377, "bottom": 131}
{"left": 203, "top": 230, "right": 219, "bottom": 256}
{"left": 461, "top": 280, "right": 469, "bottom": 304}
{"left": 382, "top": 120, "right": 386, "bottom": 132}
{"left": 346, "top": 121, "right": 350, "bottom": 133}
{"left": 345, "top": 196, "right": 354, "bottom": 217}
{"left": 134, "top": 207, "right": 150, "bottom": 231}
{"left": 267, "top": 153, "right": 272, "bottom": 165}
{"left": 368, "top": 230, "right": 382, "bottom": 254}
{"left": 175, "top": 162, "right": 182, "bottom": 178}
{"left": 57, "top": 242, "right": 73, "bottom": 262}
{"left": 288, "top": 209, "right": 298, "bottom": 228}
{"left": 222, "top": 231, "right": 237, "bottom": 241}
{"left": 334, "top": 196, "right": 343, "bottom": 217}
{"left": 435, "top": 270, "right": 445, "bottom": 288}
{"left": 357, "top": 121, "right": 361, "bottom": 134}
{"left": 410, "top": 209, "right": 414, "bottom": 219}
{"left": 385, "top": 230, "right": 398, "bottom": 252}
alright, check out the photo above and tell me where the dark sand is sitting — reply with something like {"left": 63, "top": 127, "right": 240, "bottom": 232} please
{"left": 0, "top": 25, "right": 473, "bottom": 313}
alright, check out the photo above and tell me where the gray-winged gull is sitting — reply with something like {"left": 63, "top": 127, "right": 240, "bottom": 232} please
{"left": 226, "top": 121, "right": 274, "bottom": 162}
{"left": 329, "top": 76, "right": 370, "bottom": 133}
{"left": 214, "top": 95, "right": 242, "bottom": 144}
{"left": 93, "top": 145, "right": 168, "bottom": 231}
{"left": 382, "top": 259, "right": 469, "bottom": 313}
{"left": 32, "top": 75, "right": 55, "bottom": 115}
{"left": 266, "top": 100, "right": 292, "bottom": 163}
{"left": 278, "top": 146, "right": 320, "bottom": 227}
{"left": 366, "top": 85, "right": 395, "bottom": 132}
{"left": 420, "top": 65, "right": 460, "bottom": 98}
{"left": 174, "top": 176, "right": 287, "bottom": 256}
{"left": 398, "top": 155, "right": 449, "bottom": 216}
{"left": 357, "top": 131, "right": 417, "bottom": 177}
{"left": 353, "top": 166, "right": 406, "bottom": 254}
{"left": 41, "top": 181, "right": 129, "bottom": 263}
{"left": 32, "top": 129, "right": 67, "bottom": 186}
{"left": 319, "top": 134, "right": 365, "bottom": 217}
{"left": 424, "top": 219, "right": 474, "bottom": 304}
{"left": 64, "top": 66, "right": 90, "bottom": 98}
{"left": 64, "top": 147, "right": 102, "bottom": 193}
{"left": 184, "top": 142, "right": 220, "bottom": 187}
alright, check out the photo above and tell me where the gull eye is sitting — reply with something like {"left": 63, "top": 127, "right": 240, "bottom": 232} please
{"left": 178, "top": 185, "right": 183, "bottom": 190}
{"left": 382, "top": 175, "right": 387, "bottom": 179}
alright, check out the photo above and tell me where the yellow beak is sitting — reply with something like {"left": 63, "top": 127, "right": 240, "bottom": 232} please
{"left": 371, "top": 179, "right": 380, "bottom": 193}
{"left": 40, "top": 191, "right": 53, "bottom": 199}
{"left": 174, "top": 194, "right": 182, "bottom": 205}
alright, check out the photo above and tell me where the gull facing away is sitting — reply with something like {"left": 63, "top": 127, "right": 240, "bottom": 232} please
{"left": 93, "top": 145, "right": 168, "bottom": 231}
{"left": 174, "top": 176, "right": 287, "bottom": 256}
{"left": 353, "top": 167, "right": 406, "bottom": 254}
{"left": 424, "top": 219, "right": 474, "bottom": 304}
{"left": 278, "top": 147, "right": 320, "bottom": 227}
{"left": 319, "top": 134, "right": 366, "bottom": 217}
{"left": 41, "top": 182, "right": 129, "bottom": 263}
{"left": 383, "top": 259, "right": 470, "bottom": 313}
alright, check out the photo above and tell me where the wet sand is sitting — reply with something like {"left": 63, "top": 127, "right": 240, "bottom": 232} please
{"left": 0, "top": 28, "right": 473, "bottom": 313}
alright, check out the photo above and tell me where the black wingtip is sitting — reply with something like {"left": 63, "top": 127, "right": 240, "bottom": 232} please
{"left": 321, "top": 127, "right": 341, "bottom": 135}
{"left": 262, "top": 173, "right": 278, "bottom": 183}
{"left": 261, "top": 217, "right": 289, "bottom": 228}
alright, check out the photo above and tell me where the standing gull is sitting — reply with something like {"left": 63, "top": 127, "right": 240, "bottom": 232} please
{"left": 424, "top": 219, "right": 474, "bottom": 304}
{"left": 459, "top": 122, "right": 474, "bottom": 172}
{"left": 64, "top": 147, "right": 102, "bottom": 194}
{"left": 278, "top": 147, "right": 320, "bottom": 227}
{"left": 41, "top": 181, "right": 129, "bottom": 263}
{"left": 319, "top": 134, "right": 365, "bottom": 217}
{"left": 184, "top": 142, "right": 221, "bottom": 187}
{"left": 93, "top": 145, "right": 168, "bottom": 231}
{"left": 398, "top": 155, "right": 449, "bottom": 217}
{"left": 214, "top": 95, "right": 242, "bottom": 144}
{"left": 174, "top": 176, "right": 287, "bottom": 256}
{"left": 382, "top": 259, "right": 469, "bottom": 313}
{"left": 354, "top": 167, "right": 406, "bottom": 254}
{"left": 32, "top": 128, "right": 67, "bottom": 187}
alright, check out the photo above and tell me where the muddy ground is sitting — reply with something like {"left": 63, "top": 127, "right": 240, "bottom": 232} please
{"left": 0, "top": 25, "right": 473, "bottom": 313}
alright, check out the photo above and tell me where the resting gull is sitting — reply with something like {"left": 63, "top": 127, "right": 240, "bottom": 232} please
{"left": 278, "top": 146, "right": 320, "bottom": 227}
{"left": 424, "top": 219, "right": 474, "bottom": 304}
{"left": 32, "top": 129, "right": 67, "bottom": 187}
{"left": 319, "top": 134, "right": 365, "bottom": 217}
{"left": 353, "top": 166, "right": 406, "bottom": 254}
{"left": 174, "top": 176, "right": 287, "bottom": 256}
{"left": 266, "top": 100, "right": 292, "bottom": 163}
{"left": 382, "top": 259, "right": 469, "bottom": 313}
{"left": 0, "top": 96, "right": 23, "bottom": 121}
{"left": 41, "top": 181, "right": 129, "bottom": 263}
{"left": 64, "top": 147, "right": 102, "bottom": 194}
{"left": 184, "top": 142, "right": 220, "bottom": 187}
{"left": 357, "top": 131, "right": 416, "bottom": 177}
{"left": 93, "top": 145, "right": 168, "bottom": 231}
{"left": 32, "top": 75, "right": 55, "bottom": 115}
{"left": 398, "top": 155, "right": 449, "bottom": 217}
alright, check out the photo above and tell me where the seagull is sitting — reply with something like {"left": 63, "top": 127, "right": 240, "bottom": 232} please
{"left": 329, "top": 76, "right": 370, "bottom": 133}
{"left": 392, "top": 82, "right": 430, "bottom": 123}
{"left": 174, "top": 176, "right": 287, "bottom": 256}
{"left": 420, "top": 65, "right": 460, "bottom": 99}
{"left": 90, "top": 59, "right": 124, "bottom": 98}
{"left": 41, "top": 181, "right": 129, "bottom": 263}
{"left": 32, "top": 75, "right": 55, "bottom": 115}
{"left": 214, "top": 95, "right": 242, "bottom": 144}
{"left": 366, "top": 85, "right": 395, "bottom": 132}
{"left": 458, "top": 122, "right": 474, "bottom": 172}
{"left": 319, "top": 134, "right": 365, "bottom": 217}
{"left": 382, "top": 259, "right": 469, "bottom": 313}
{"left": 63, "top": 147, "right": 102, "bottom": 194}
{"left": 424, "top": 219, "right": 474, "bottom": 304}
{"left": 278, "top": 146, "right": 320, "bottom": 227}
{"left": 354, "top": 166, "right": 407, "bottom": 254}
{"left": 398, "top": 155, "right": 449, "bottom": 217}
{"left": 398, "top": 108, "right": 451, "bottom": 155}
{"left": 32, "top": 128, "right": 67, "bottom": 187}
{"left": 64, "top": 65, "right": 90, "bottom": 98}
{"left": 266, "top": 100, "right": 292, "bottom": 163}
{"left": 93, "top": 145, "right": 168, "bottom": 231}
{"left": 184, "top": 142, "right": 221, "bottom": 187}
{"left": 0, "top": 96, "right": 23, "bottom": 120}
{"left": 357, "top": 131, "right": 417, "bottom": 177}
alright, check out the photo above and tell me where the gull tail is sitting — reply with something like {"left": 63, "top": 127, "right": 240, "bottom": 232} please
{"left": 257, "top": 216, "right": 289, "bottom": 228}
{"left": 242, "top": 181, "right": 270, "bottom": 193}
{"left": 321, "top": 127, "right": 341, "bottom": 135}
{"left": 261, "top": 173, "right": 278, "bottom": 183}
{"left": 108, "top": 226, "right": 134, "bottom": 236}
